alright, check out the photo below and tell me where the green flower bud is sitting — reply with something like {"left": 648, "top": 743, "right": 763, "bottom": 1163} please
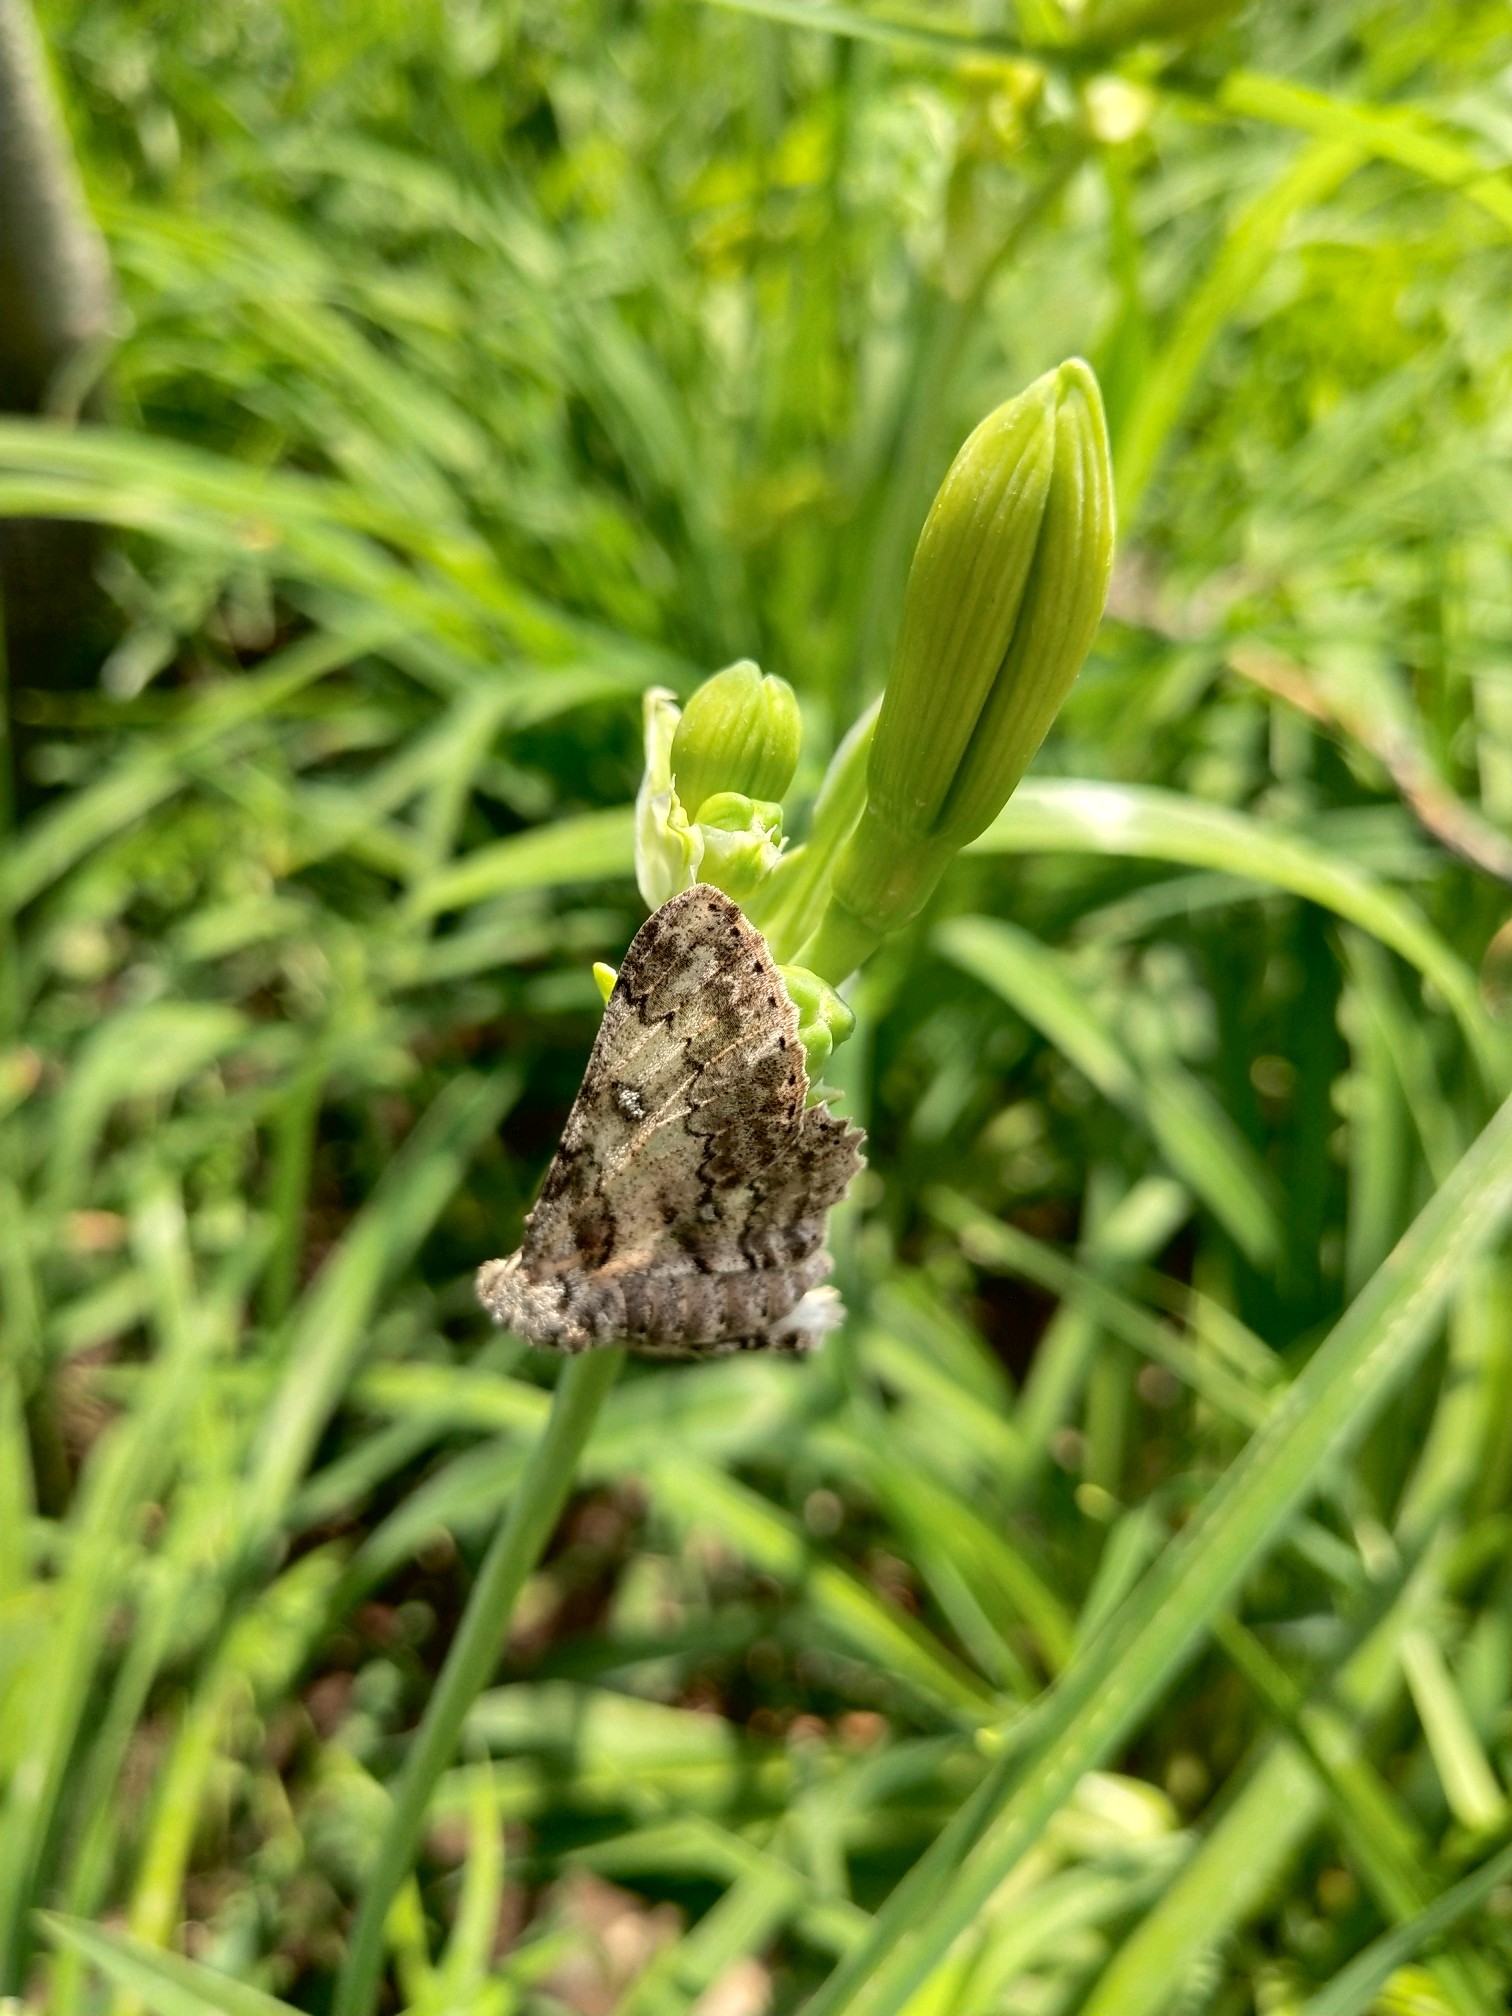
{"left": 592, "top": 961, "right": 618, "bottom": 1004}
{"left": 635, "top": 673, "right": 802, "bottom": 911}
{"left": 693, "top": 791, "right": 785, "bottom": 903}
{"left": 671, "top": 659, "right": 802, "bottom": 820}
{"left": 778, "top": 964, "right": 856, "bottom": 1092}
{"left": 920, "top": 358, "right": 1113, "bottom": 842}
{"left": 803, "top": 358, "right": 1114, "bottom": 980}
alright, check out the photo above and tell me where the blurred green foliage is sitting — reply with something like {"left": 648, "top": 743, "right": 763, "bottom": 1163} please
{"left": 4, "top": 2, "right": 1512, "bottom": 2013}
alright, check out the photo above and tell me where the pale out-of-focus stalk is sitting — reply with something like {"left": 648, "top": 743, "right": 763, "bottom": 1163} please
{"left": 333, "top": 1348, "right": 624, "bottom": 2016}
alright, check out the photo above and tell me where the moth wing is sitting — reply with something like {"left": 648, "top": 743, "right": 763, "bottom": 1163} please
{"left": 480, "top": 884, "right": 865, "bottom": 1352}
{"left": 520, "top": 884, "right": 849, "bottom": 1276}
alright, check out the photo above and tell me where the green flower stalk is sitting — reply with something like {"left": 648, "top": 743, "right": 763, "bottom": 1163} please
{"left": 801, "top": 358, "right": 1114, "bottom": 982}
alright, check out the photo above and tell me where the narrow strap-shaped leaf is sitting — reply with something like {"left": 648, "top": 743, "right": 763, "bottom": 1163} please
{"left": 1297, "top": 1841, "right": 1512, "bottom": 2016}
{"left": 807, "top": 1085, "right": 1512, "bottom": 2016}
{"left": 936, "top": 916, "right": 1279, "bottom": 1262}
{"left": 973, "top": 779, "right": 1503, "bottom": 1082}
{"left": 243, "top": 1067, "right": 520, "bottom": 1539}
{"left": 36, "top": 1914, "right": 302, "bottom": 2016}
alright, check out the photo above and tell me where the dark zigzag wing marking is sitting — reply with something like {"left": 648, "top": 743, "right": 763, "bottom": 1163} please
{"left": 522, "top": 887, "right": 806, "bottom": 1270}
{"left": 487, "top": 884, "right": 866, "bottom": 1352}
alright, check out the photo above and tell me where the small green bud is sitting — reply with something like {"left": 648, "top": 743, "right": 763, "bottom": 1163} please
{"left": 635, "top": 675, "right": 801, "bottom": 911}
{"left": 779, "top": 964, "right": 856, "bottom": 1090}
{"left": 693, "top": 791, "right": 785, "bottom": 903}
{"left": 804, "top": 358, "right": 1114, "bottom": 979}
{"left": 592, "top": 961, "right": 617, "bottom": 1004}
{"left": 671, "top": 659, "right": 802, "bottom": 820}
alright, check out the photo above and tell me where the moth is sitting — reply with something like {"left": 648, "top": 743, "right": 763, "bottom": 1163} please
{"left": 477, "top": 884, "right": 865, "bottom": 1357}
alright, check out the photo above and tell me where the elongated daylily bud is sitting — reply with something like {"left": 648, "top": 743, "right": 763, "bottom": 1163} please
{"left": 671, "top": 659, "right": 802, "bottom": 820}
{"left": 803, "top": 359, "right": 1114, "bottom": 981}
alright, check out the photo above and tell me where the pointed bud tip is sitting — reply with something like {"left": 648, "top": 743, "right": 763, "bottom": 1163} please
{"left": 1054, "top": 356, "right": 1101, "bottom": 405}
{"left": 1053, "top": 358, "right": 1111, "bottom": 468}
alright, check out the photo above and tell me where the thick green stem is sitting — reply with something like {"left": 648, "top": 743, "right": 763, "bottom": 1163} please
{"left": 798, "top": 901, "right": 883, "bottom": 989}
{"left": 333, "top": 1346, "right": 624, "bottom": 2016}
{"left": 798, "top": 819, "right": 956, "bottom": 984}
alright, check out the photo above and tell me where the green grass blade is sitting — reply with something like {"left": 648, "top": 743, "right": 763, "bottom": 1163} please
{"left": 36, "top": 1914, "right": 302, "bottom": 2016}
{"left": 1297, "top": 1842, "right": 1512, "bottom": 2016}
{"left": 0, "top": 628, "right": 383, "bottom": 915}
{"left": 972, "top": 781, "right": 1503, "bottom": 1082}
{"left": 1078, "top": 1541, "right": 1444, "bottom": 2016}
{"left": 1399, "top": 1629, "right": 1509, "bottom": 1834}
{"left": 649, "top": 1458, "right": 1000, "bottom": 1722}
{"left": 243, "top": 1068, "right": 519, "bottom": 1540}
{"left": 934, "top": 917, "right": 1278, "bottom": 1259}
{"left": 1218, "top": 72, "right": 1512, "bottom": 235}
{"left": 0, "top": 1187, "right": 228, "bottom": 1987}
{"left": 403, "top": 805, "right": 636, "bottom": 918}
{"left": 929, "top": 1188, "right": 1276, "bottom": 1428}
{"left": 806, "top": 1086, "right": 1512, "bottom": 2016}
{"left": 1112, "top": 138, "right": 1362, "bottom": 518}
{"left": 698, "top": 0, "right": 1026, "bottom": 63}
{"left": 333, "top": 1347, "right": 624, "bottom": 2016}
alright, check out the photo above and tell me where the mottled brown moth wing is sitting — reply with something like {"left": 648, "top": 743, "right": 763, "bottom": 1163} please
{"left": 477, "top": 884, "right": 865, "bottom": 1357}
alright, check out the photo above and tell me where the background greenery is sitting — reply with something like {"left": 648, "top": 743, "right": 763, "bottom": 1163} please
{"left": 4, "top": 2, "right": 1512, "bottom": 2012}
